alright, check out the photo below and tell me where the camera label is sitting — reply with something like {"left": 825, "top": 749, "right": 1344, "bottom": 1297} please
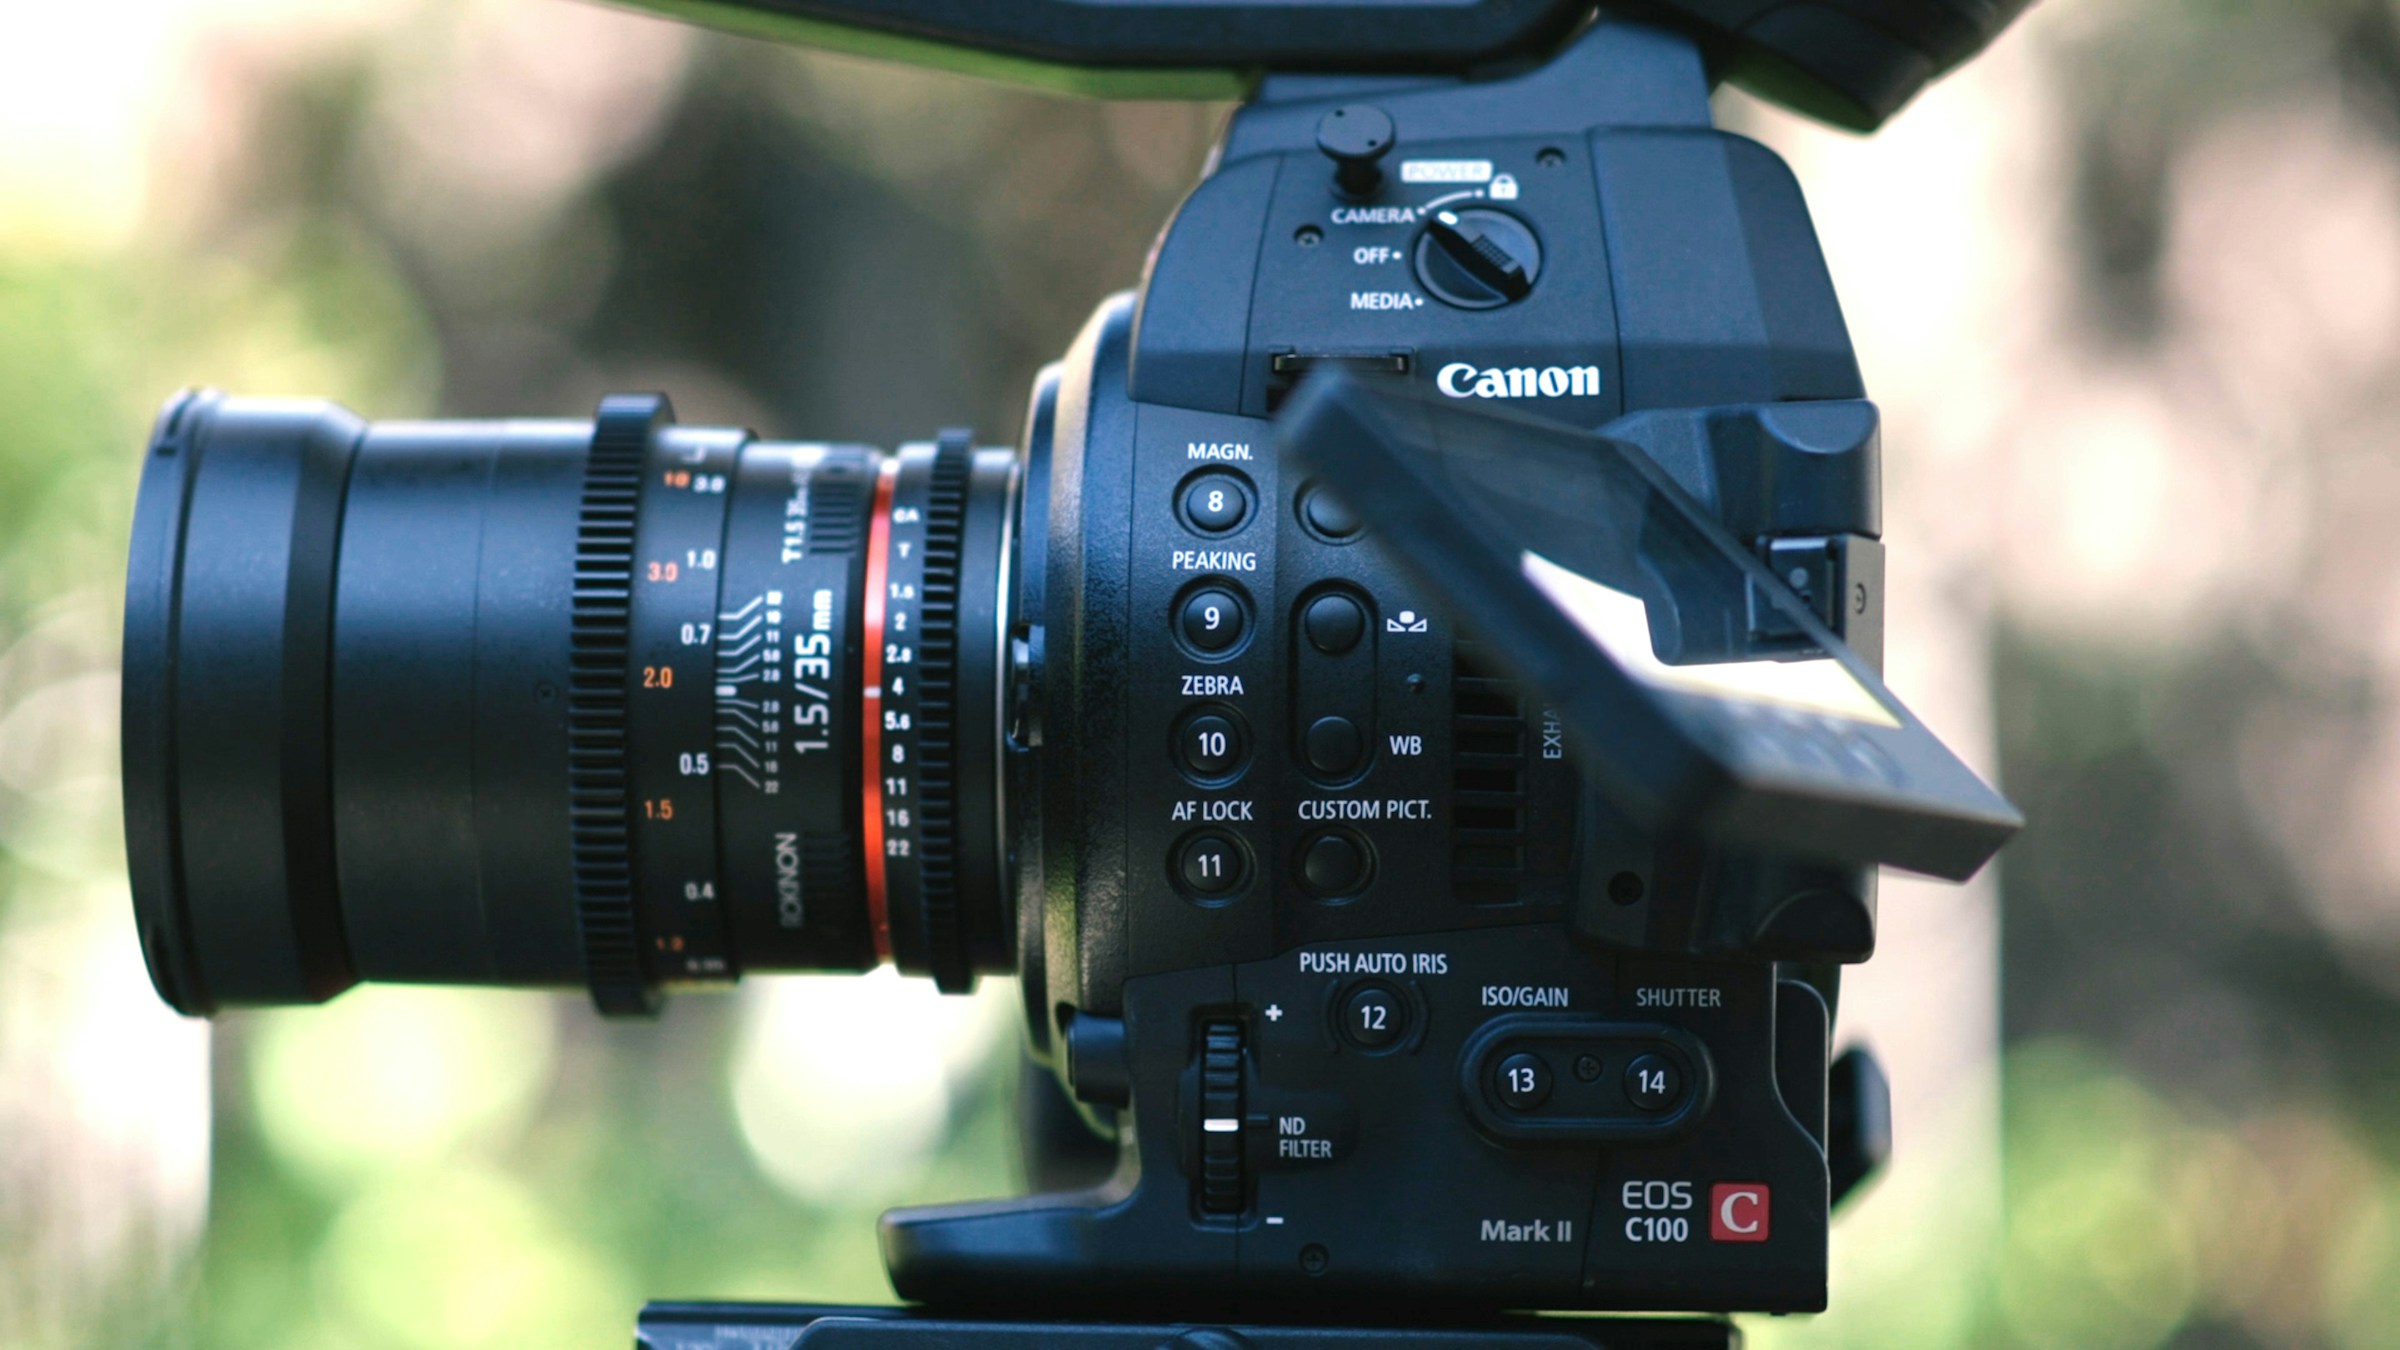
{"left": 1170, "top": 549, "right": 1258, "bottom": 572}
{"left": 1180, "top": 674, "right": 1245, "bottom": 697}
{"left": 1480, "top": 1217, "right": 1574, "bottom": 1243}
{"left": 1434, "top": 362, "right": 1604, "bottom": 400}
{"left": 1480, "top": 984, "right": 1570, "bottom": 1008}
{"left": 1297, "top": 798, "right": 1433, "bottom": 821}
{"left": 1170, "top": 799, "right": 1253, "bottom": 822}
{"left": 1401, "top": 158, "right": 1494, "bottom": 184}
{"left": 1298, "top": 950, "right": 1447, "bottom": 976}
{"left": 1275, "top": 1115, "right": 1336, "bottom": 1161}
{"left": 1621, "top": 1179, "right": 1696, "bottom": 1244}
{"left": 1186, "top": 441, "right": 1252, "bottom": 461}
{"left": 1635, "top": 986, "right": 1725, "bottom": 1010}
{"left": 1710, "top": 1184, "right": 1771, "bottom": 1243}
{"left": 1330, "top": 205, "right": 1417, "bottom": 225}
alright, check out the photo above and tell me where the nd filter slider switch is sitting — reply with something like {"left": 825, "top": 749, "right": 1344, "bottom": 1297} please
{"left": 1197, "top": 1019, "right": 1246, "bottom": 1215}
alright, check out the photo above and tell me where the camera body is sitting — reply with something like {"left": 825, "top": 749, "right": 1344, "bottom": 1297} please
{"left": 121, "top": 7, "right": 2028, "bottom": 1339}
{"left": 932, "top": 22, "right": 1881, "bottom": 1317}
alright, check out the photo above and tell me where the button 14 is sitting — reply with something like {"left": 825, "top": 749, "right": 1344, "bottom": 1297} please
{"left": 1626, "top": 1053, "right": 1683, "bottom": 1111}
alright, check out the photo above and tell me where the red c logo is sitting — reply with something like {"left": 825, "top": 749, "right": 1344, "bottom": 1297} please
{"left": 1709, "top": 1184, "right": 1770, "bottom": 1243}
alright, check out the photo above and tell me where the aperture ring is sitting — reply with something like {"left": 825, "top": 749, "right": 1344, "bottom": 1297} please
{"left": 567, "top": 393, "right": 669, "bottom": 1016}
{"left": 911, "top": 431, "right": 974, "bottom": 992}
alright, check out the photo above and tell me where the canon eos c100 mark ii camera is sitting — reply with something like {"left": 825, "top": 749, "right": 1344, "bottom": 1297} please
{"left": 120, "top": 4, "right": 2030, "bottom": 1345}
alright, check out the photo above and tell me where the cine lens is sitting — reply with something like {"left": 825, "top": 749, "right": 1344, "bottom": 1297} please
{"left": 123, "top": 390, "right": 1017, "bottom": 1016}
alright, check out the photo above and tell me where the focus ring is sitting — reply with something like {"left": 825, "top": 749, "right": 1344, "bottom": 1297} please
{"left": 567, "top": 393, "right": 668, "bottom": 1016}
{"left": 910, "top": 432, "right": 974, "bottom": 992}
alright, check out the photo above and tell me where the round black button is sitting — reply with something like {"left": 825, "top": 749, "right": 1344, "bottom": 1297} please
{"left": 1302, "top": 593, "right": 1365, "bottom": 654}
{"left": 1340, "top": 984, "right": 1405, "bottom": 1049}
{"left": 1299, "top": 831, "right": 1369, "bottom": 897}
{"left": 1316, "top": 104, "right": 1395, "bottom": 198}
{"left": 1304, "top": 715, "right": 1364, "bottom": 777}
{"left": 1180, "top": 473, "right": 1249, "bottom": 534}
{"left": 1177, "top": 710, "right": 1246, "bottom": 778}
{"left": 1178, "top": 587, "right": 1247, "bottom": 653}
{"left": 1496, "top": 1052, "right": 1552, "bottom": 1110}
{"left": 1300, "top": 485, "right": 1362, "bottom": 540}
{"left": 1175, "top": 832, "right": 1247, "bottom": 898}
{"left": 1625, "top": 1053, "right": 1683, "bottom": 1112}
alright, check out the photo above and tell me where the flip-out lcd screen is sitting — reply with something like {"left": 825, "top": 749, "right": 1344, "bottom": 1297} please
{"left": 1276, "top": 375, "right": 2020, "bottom": 881}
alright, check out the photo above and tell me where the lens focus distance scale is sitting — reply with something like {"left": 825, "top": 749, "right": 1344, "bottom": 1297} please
{"left": 627, "top": 421, "right": 743, "bottom": 986}
{"left": 569, "top": 394, "right": 667, "bottom": 1016}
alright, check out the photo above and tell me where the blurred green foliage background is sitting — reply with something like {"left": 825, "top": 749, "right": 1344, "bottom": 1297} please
{"left": 5, "top": 2, "right": 2400, "bottom": 1347}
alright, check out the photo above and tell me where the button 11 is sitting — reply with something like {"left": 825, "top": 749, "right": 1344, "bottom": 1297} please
{"left": 1176, "top": 831, "right": 1248, "bottom": 899}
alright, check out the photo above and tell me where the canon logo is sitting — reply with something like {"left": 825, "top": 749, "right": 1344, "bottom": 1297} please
{"left": 1435, "top": 362, "right": 1603, "bottom": 399}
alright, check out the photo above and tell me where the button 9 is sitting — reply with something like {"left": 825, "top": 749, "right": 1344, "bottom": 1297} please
{"left": 1178, "top": 586, "right": 1248, "bottom": 654}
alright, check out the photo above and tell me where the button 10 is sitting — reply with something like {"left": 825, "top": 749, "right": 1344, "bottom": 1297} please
{"left": 1178, "top": 709, "right": 1246, "bottom": 779}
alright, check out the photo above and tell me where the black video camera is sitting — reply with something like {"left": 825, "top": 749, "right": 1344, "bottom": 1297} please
{"left": 121, "top": 4, "right": 2028, "bottom": 1345}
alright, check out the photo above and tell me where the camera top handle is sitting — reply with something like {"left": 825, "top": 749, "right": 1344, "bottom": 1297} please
{"left": 628, "top": 0, "right": 2033, "bottom": 130}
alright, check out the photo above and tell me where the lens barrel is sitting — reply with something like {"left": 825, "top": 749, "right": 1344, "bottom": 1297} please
{"left": 123, "top": 390, "right": 1017, "bottom": 1016}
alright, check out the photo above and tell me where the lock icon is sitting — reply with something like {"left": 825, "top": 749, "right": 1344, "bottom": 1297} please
{"left": 1489, "top": 172, "right": 1519, "bottom": 200}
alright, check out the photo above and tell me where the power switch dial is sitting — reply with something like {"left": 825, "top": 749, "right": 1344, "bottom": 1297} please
{"left": 1416, "top": 208, "right": 1541, "bottom": 310}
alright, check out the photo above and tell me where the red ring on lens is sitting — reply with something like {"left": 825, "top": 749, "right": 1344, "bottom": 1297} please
{"left": 859, "top": 459, "right": 899, "bottom": 966}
